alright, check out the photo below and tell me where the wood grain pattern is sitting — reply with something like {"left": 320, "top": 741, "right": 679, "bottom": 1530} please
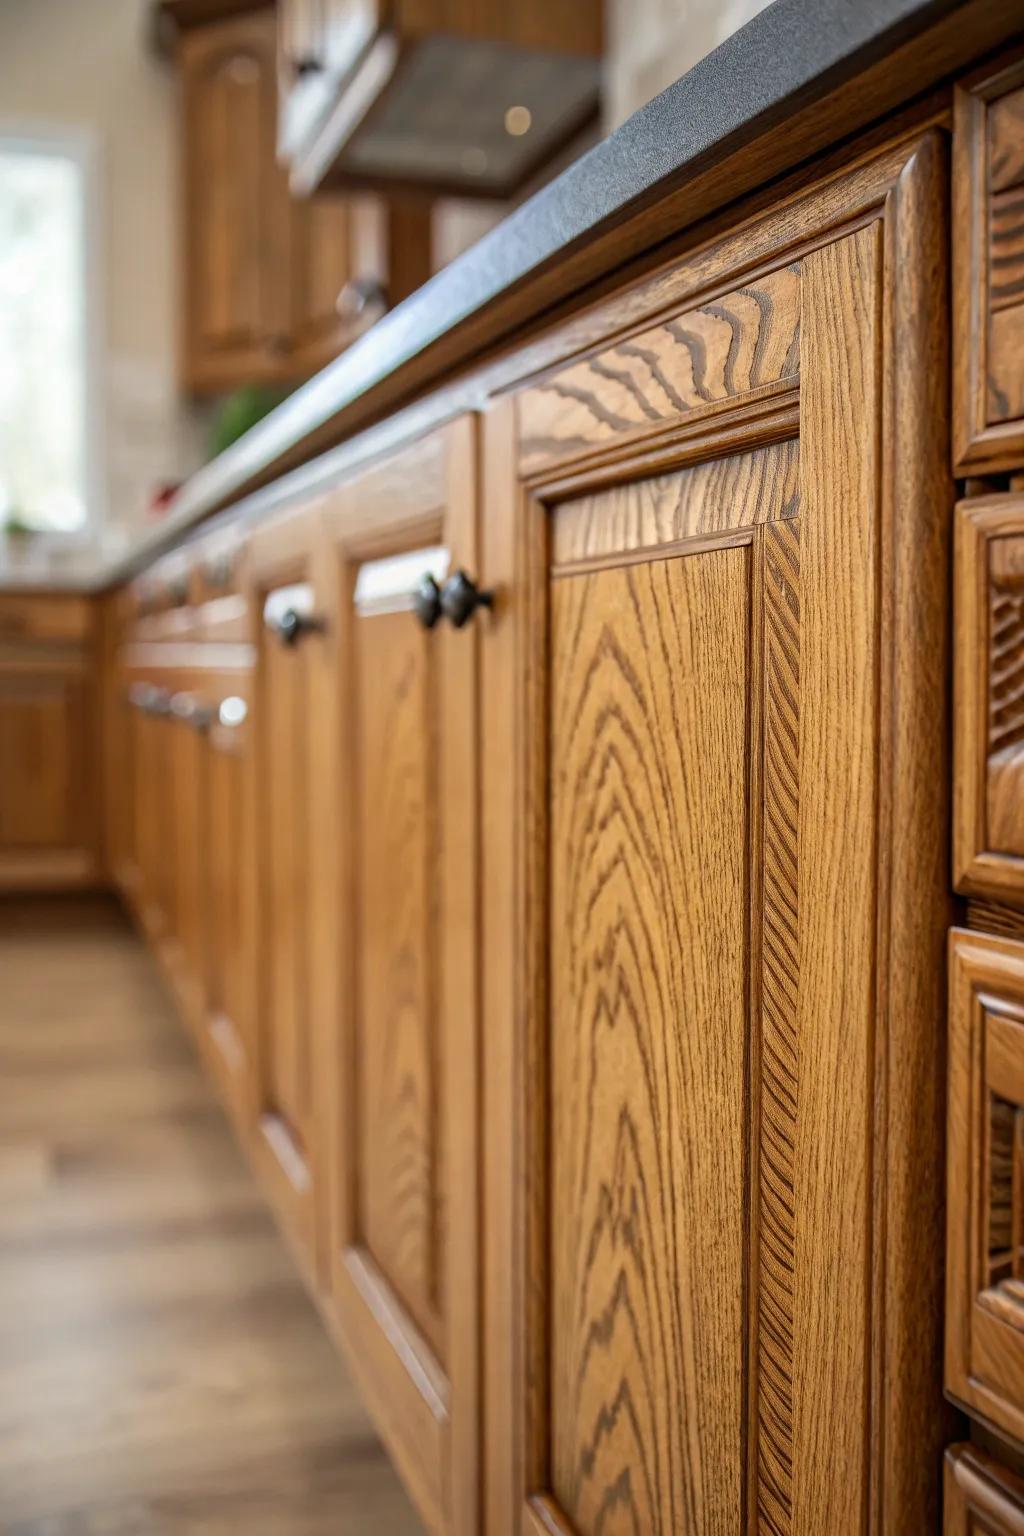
{"left": 355, "top": 603, "right": 443, "bottom": 1357}
{"left": 548, "top": 547, "right": 748, "bottom": 1536}
{"left": 946, "top": 929, "right": 1024, "bottom": 1446}
{"left": 756, "top": 515, "right": 800, "bottom": 1536}
{"left": 551, "top": 440, "right": 799, "bottom": 570}
{"left": 953, "top": 51, "right": 1024, "bottom": 470}
{"left": 954, "top": 494, "right": 1024, "bottom": 900}
{"left": 519, "top": 264, "right": 800, "bottom": 473}
{"left": 990, "top": 183, "right": 1024, "bottom": 311}
{"left": 790, "top": 223, "right": 879, "bottom": 1536}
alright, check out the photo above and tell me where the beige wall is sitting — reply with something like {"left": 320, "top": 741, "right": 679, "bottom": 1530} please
{"left": 0, "top": 0, "right": 206, "bottom": 553}
{"left": 0, "top": 0, "right": 773, "bottom": 561}
{"left": 605, "top": 0, "right": 776, "bottom": 129}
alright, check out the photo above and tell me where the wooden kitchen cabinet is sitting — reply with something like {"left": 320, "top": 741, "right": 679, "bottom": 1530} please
{"left": 481, "top": 132, "right": 951, "bottom": 1536}
{"left": 179, "top": 7, "right": 388, "bottom": 394}
{"left": 0, "top": 595, "right": 100, "bottom": 891}
{"left": 244, "top": 502, "right": 334, "bottom": 1282}
{"left": 316, "top": 419, "right": 480, "bottom": 1536}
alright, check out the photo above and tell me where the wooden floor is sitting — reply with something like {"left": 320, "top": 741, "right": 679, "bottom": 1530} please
{"left": 0, "top": 896, "right": 425, "bottom": 1535}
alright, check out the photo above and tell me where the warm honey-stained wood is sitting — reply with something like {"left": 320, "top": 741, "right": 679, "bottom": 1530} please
{"left": 319, "top": 418, "right": 480, "bottom": 1536}
{"left": 482, "top": 129, "right": 951, "bottom": 1536}
{"left": 0, "top": 596, "right": 101, "bottom": 893}
{"left": 947, "top": 928, "right": 1024, "bottom": 1445}
{"left": 180, "top": 9, "right": 388, "bottom": 393}
{"left": 549, "top": 548, "right": 748, "bottom": 1534}
{"left": 518, "top": 263, "right": 801, "bottom": 476}
{"left": 946, "top": 1446, "right": 1024, "bottom": 1535}
{"left": 245, "top": 501, "right": 334, "bottom": 1281}
{"left": 354, "top": 599, "right": 444, "bottom": 1357}
{"left": 954, "top": 493, "right": 1024, "bottom": 901}
{"left": 200, "top": 667, "right": 257, "bottom": 1134}
{"left": 954, "top": 49, "right": 1024, "bottom": 472}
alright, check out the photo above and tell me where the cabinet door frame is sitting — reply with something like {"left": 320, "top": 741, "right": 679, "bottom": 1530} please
{"left": 481, "top": 130, "right": 951, "bottom": 1536}
{"left": 319, "top": 417, "right": 480, "bottom": 1536}
{"left": 245, "top": 498, "right": 335, "bottom": 1285}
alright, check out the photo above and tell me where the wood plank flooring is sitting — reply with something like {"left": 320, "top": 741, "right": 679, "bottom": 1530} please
{"left": 0, "top": 896, "right": 425, "bottom": 1535}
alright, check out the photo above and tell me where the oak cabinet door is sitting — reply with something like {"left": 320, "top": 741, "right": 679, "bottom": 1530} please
{"left": 955, "top": 494, "right": 1024, "bottom": 902}
{"left": 947, "top": 928, "right": 1024, "bottom": 1442}
{"left": 181, "top": 11, "right": 286, "bottom": 393}
{"left": 168, "top": 682, "right": 208, "bottom": 1030}
{"left": 0, "top": 672, "right": 91, "bottom": 857}
{"left": 247, "top": 505, "right": 333, "bottom": 1281}
{"left": 322, "top": 419, "right": 479, "bottom": 1536}
{"left": 201, "top": 674, "right": 257, "bottom": 1134}
{"left": 954, "top": 51, "right": 1024, "bottom": 473}
{"left": 482, "top": 136, "right": 951, "bottom": 1536}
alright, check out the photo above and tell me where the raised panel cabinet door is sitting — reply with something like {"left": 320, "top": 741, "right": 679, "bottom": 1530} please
{"left": 481, "top": 134, "right": 951, "bottom": 1536}
{"left": 947, "top": 928, "right": 1024, "bottom": 1443}
{"left": 181, "top": 10, "right": 289, "bottom": 393}
{"left": 955, "top": 494, "right": 1024, "bottom": 903}
{"left": 246, "top": 504, "right": 333, "bottom": 1283}
{"left": 321, "top": 419, "right": 480, "bottom": 1536}
{"left": 0, "top": 667, "right": 98, "bottom": 886}
{"left": 168, "top": 680, "right": 209, "bottom": 1032}
{"left": 954, "top": 49, "right": 1024, "bottom": 472}
{"left": 945, "top": 1446, "right": 1024, "bottom": 1535}
{"left": 201, "top": 673, "right": 257, "bottom": 1135}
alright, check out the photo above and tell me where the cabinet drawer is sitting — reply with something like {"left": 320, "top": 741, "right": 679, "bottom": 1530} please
{"left": 948, "top": 928, "right": 1024, "bottom": 1441}
{"left": 946, "top": 1445, "right": 1024, "bottom": 1534}
{"left": 955, "top": 495, "right": 1024, "bottom": 901}
{"left": 954, "top": 51, "right": 1024, "bottom": 472}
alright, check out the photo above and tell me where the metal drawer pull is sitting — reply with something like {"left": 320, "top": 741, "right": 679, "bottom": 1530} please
{"left": 440, "top": 570, "right": 494, "bottom": 629}
{"left": 269, "top": 607, "right": 327, "bottom": 646}
{"left": 218, "top": 696, "right": 248, "bottom": 728}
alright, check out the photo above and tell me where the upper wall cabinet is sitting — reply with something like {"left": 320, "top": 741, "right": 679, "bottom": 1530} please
{"left": 954, "top": 48, "right": 1024, "bottom": 472}
{"left": 278, "top": 0, "right": 602, "bottom": 198}
{"left": 179, "top": 7, "right": 394, "bottom": 394}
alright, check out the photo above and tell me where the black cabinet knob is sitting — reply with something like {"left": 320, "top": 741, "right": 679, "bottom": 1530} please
{"left": 413, "top": 574, "right": 443, "bottom": 629}
{"left": 440, "top": 570, "right": 494, "bottom": 629}
{"left": 274, "top": 607, "right": 326, "bottom": 646}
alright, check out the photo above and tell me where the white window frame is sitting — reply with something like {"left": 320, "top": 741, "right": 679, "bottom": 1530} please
{"left": 0, "top": 123, "right": 105, "bottom": 544}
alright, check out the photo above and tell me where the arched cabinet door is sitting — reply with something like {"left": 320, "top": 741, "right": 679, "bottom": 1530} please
{"left": 319, "top": 417, "right": 481, "bottom": 1536}
{"left": 180, "top": 10, "right": 285, "bottom": 392}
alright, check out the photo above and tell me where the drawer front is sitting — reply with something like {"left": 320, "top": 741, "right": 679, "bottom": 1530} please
{"left": 946, "top": 1446, "right": 1024, "bottom": 1534}
{"left": 955, "top": 495, "right": 1024, "bottom": 901}
{"left": 954, "top": 51, "right": 1024, "bottom": 472}
{"left": 948, "top": 928, "right": 1024, "bottom": 1441}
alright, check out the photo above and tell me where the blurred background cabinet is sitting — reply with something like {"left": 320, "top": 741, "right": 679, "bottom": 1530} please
{"left": 179, "top": 6, "right": 394, "bottom": 393}
{"left": 0, "top": 596, "right": 100, "bottom": 891}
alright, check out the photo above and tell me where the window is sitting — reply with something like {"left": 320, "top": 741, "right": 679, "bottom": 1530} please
{"left": 0, "top": 137, "right": 95, "bottom": 534}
